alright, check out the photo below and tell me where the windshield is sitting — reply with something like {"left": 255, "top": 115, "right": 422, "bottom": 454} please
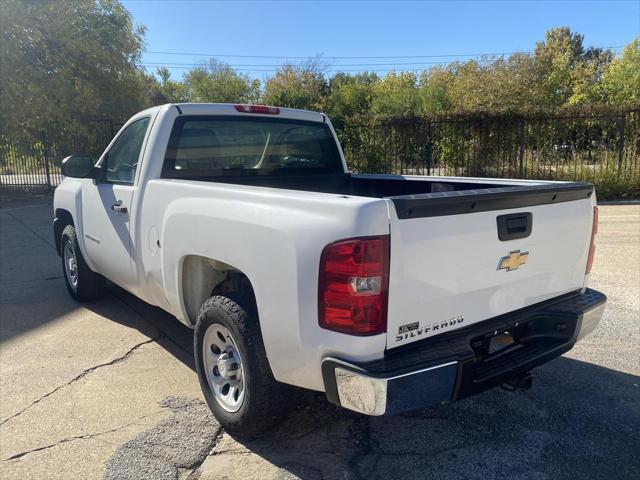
{"left": 162, "top": 116, "right": 344, "bottom": 178}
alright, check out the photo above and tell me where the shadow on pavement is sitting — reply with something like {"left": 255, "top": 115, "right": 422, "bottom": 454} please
{"left": 229, "top": 356, "right": 640, "bottom": 480}
{"left": 90, "top": 285, "right": 196, "bottom": 370}
{"left": 0, "top": 278, "right": 194, "bottom": 373}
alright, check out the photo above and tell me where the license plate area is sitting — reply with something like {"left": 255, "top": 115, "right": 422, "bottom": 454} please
{"left": 471, "top": 328, "right": 522, "bottom": 361}
{"left": 470, "top": 315, "right": 574, "bottom": 364}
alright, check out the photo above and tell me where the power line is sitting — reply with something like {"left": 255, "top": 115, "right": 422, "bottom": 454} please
{"left": 141, "top": 44, "right": 627, "bottom": 74}
{"left": 142, "top": 47, "right": 626, "bottom": 72}
{"left": 144, "top": 66, "right": 424, "bottom": 73}
{"left": 142, "top": 60, "right": 467, "bottom": 67}
{"left": 145, "top": 45, "right": 624, "bottom": 60}
{"left": 143, "top": 65, "right": 440, "bottom": 73}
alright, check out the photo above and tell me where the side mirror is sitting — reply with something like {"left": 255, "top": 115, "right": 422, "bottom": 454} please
{"left": 61, "top": 155, "right": 97, "bottom": 179}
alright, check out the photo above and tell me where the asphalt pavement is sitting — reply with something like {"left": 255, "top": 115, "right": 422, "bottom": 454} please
{"left": 0, "top": 196, "right": 638, "bottom": 480}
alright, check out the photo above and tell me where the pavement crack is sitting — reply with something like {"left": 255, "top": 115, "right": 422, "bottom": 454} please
{"left": 0, "top": 276, "right": 64, "bottom": 287}
{"left": 184, "top": 426, "right": 224, "bottom": 479}
{"left": 0, "top": 336, "right": 162, "bottom": 427}
{"left": 2, "top": 412, "right": 163, "bottom": 462}
{"left": 111, "top": 291, "right": 194, "bottom": 359}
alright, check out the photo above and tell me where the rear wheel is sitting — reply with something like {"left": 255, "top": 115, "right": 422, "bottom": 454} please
{"left": 202, "top": 323, "right": 246, "bottom": 413}
{"left": 61, "top": 225, "right": 106, "bottom": 302}
{"left": 194, "top": 293, "right": 293, "bottom": 437}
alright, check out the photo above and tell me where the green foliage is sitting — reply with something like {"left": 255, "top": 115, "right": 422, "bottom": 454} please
{"left": 533, "top": 27, "right": 587, "bottom": 106}
{"left": 418, "top": 68, "right": 453, "bottom": 113}
{"left": 183, "top": 59, "right": 260, "bottom": 103}
{"left": 0, "top": 0, "right": 147, "bottom": 129}
{"left": 147, "top": 67, "right": 189, "bottom": 103}
{"left": 3, "top": 7, "right": 636, "bottom": 129}
{"left": 2, "top": 5, "right": 638, "bottom": 198}
{"left": 262, "top": 59, "right": 328, "bottom": 110}
{"left": 370, "top": 71, "right": 421, "bottom": 116}
{"left": 325, "top": 72, "right": 378, "bottom": 126}
{"left": 603, "top": 39, "right": 640, "bottom": 105}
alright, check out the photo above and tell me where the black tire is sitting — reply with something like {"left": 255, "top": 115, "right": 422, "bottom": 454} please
{"left": 194, "top": 293, "right": 293, "bottom": 437}
{"left": 60, "top": 224, "right": 106, "bottom": 302}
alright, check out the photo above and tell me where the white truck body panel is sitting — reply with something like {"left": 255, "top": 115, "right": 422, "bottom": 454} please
{"left": 138, "top": 179, "right": 390, "bottom": 390}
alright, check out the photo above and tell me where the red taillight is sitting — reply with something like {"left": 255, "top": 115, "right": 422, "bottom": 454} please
{"left": 318, "top": 235, "right": 390, "bottom": 335}
{"left": 234, "top": 104, "right": 280, "bottom": 114}
{"left": 586, "top": 206, "right": 598, "bottom": 274}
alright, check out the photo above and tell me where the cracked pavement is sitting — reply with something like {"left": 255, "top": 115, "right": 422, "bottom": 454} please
{"left": 1, "top": 197, "right": 638, "bottom": 480}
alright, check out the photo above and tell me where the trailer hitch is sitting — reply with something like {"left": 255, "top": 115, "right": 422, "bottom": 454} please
{"left": 501, "top": 372, "right": 532, "bottom": 392}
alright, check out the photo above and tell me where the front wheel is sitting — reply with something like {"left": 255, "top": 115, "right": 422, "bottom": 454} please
{"left": 194, "top": 294, "right": 293, "bottom": 437}
{"left": 60, "top": 225, "right": 106, "bottom": 302}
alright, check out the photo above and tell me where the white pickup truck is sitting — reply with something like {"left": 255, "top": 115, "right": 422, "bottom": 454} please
{"left": 54, "top": 103, "right": 606, "bottom": 436}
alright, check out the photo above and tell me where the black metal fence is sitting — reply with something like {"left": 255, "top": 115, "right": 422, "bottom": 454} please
{"left": 337, "top": 107, "right": 640, "bottom": 198}
{"left": 1, "top": 108, "right": 639, "bottom": 198}
{"left": 0, "top": 119, "right": 124, "bottom": 189}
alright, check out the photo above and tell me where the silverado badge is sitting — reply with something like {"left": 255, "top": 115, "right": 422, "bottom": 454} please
{"left": 498, "top": 250, "right": 529, "bottom": 272}
{"left": 396, "top": 316, "right": 464, "bottom": 342}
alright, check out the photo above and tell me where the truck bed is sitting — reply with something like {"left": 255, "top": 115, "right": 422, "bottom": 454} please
{"left": 198, "top": 172, "right": 501, "bottom": 196}
{"left": 194, "top": 171, "right": 594, "bottom": 217}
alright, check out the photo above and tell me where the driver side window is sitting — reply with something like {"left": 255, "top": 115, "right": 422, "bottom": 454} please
{"left": 103, "top": 117, "right": 150, "bottom": 184}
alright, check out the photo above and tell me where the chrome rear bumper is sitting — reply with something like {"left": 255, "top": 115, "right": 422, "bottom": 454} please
{"left": 322, "top": 288, "right": 606, "bottom": 416}
{"left": 576, "top": 302, "right": 606, "bottom": 341}
{"left": 329, "top": 360, "right": 457, "bottom": 416}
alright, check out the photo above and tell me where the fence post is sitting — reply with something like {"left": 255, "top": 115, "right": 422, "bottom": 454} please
{"left": 42, "top": 131, "right": 52, "bottom": 191}
{"left": 518, "top": 117, "right": 525, "bottom": 178}
{"left": 426, "top": 120, "right": 432, "bottom": 176}
{"left": 617, "top": 114, "right": 625, "bottom": 178}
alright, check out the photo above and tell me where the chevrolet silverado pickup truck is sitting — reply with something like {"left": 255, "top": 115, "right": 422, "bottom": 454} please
{"left": 54, "top": 103, "right": 606, "bottom": 436}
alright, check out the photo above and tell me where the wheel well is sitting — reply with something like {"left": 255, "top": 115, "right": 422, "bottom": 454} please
{"left": 181, "top": 255, "right": 257, "bottom": 326}
{"left": 54, "top": 209, "right": 74, "bottom": 255}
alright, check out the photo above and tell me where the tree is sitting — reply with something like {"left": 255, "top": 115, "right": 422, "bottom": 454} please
{"left": 326, "top": 72, "right": 378, "bottom": 124}
{"left": 370, "top": 71, "right": 420, "bottom": 116}
{"left": 603, "top": 38, "right": 640, "bottom": 105}
{"left": 183, "top": 59, "right": 260, "bottom": 103}
{"left": 0, "top": 0, "right": 147, "bottom": 128}
{"left": 262, "top": 58, "right": 328, "bottom": 110}
{"left": 418, "top": 67, "right": 453, "bottom": 113}
{"left": 568, "top": 47, "right": 614, "bottom": 105}
{"left": 137, "top": 68, "right": 188, "bottom": 106}
{"left": 534, "top": 27, "right": 585, "bottom": 105}
{"left": 438, "top": 59, "right": 506, "bottom": 111}
{"left": 155, "top": 67, "right": 189, "bottom": 103}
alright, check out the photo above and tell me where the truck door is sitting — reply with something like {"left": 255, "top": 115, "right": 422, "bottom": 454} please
{"left": 81, "top": 117, "right": 150, "bottom": 290}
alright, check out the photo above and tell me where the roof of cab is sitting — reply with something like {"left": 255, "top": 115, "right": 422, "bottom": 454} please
{"left": 170, "top": 103, "right": 326, "bottom": 123}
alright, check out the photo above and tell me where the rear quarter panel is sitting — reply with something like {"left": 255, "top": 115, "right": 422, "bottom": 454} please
{"left": 139, "top": 179, "right": 391, "bottom": 391}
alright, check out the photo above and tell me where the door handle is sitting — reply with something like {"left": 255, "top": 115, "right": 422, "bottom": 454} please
{"left": 111, "top": 201, "right": 128, "bottom": 213}
{"left": 496, "top": 212, "right": 532, "bottom": 241}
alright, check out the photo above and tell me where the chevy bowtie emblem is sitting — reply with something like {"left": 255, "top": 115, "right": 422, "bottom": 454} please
{"left": 498, "top": 250, "right": 529, "bottom": 271}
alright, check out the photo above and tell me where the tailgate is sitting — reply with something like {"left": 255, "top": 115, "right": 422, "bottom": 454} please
{"left": 385, "top": 183, "right": 595, "bottom": 349}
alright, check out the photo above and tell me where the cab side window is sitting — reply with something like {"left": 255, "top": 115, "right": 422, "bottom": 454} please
{"left": 103, "top": 117, "right": 150, "bottom": 184}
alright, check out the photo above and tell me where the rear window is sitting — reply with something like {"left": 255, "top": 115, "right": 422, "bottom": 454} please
{"left": 162, "top": 116, "right": 344, "bottom": 178}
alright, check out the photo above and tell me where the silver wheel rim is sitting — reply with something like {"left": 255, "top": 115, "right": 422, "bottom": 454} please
{"left": 63, "top": 240, "right": 78, "bottom": 289}
{"left": 202, "top": 324, "right": 245, "bottom": 412}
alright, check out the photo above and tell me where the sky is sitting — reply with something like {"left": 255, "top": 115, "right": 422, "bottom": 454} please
{"left": 122, "top": 0, "right": 640, "bottom": 80}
